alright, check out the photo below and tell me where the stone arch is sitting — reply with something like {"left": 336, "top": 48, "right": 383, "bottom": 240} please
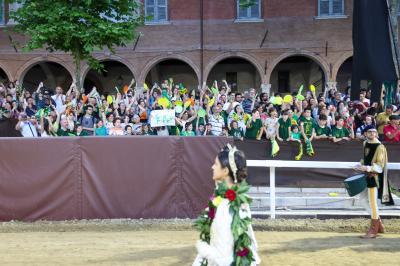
{"left": 139, "top": 54, "right": 200, "bottom": 86}
{"left": 82, "top": 57, "right": 136, "bottom": 94}
{"left": 0, "top": 62, "right": 13, "bottom": 82}
{"left": 16, "top": 57, "right": 74, "bottom": 91}
{"left": 15, "top": 56, "right": 74, "bottom": 83}
{"left": 266, "top": 51, "right": 330, "bottom": 84}
{"left": 332, "top": 51, "right": 353, "bottom": 82}
{"left": 81, "top": 54, "right": 138, "bottom": 85}
{"left": 204, "top": 52, "right": 266, "bottom": 85}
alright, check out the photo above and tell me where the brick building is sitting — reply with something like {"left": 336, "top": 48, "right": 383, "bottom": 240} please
{"left": 0, "top": 0, "right": 355, "bottom": 94}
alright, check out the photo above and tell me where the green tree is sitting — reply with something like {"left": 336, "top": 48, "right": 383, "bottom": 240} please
{"left": 9, "top": 0, "right": 143, "bottom": 90}
{"left": 239, "top": 0, "right": 257, "bottom": 8}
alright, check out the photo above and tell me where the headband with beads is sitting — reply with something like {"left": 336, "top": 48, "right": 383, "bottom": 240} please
{"left": 226, "top": 144, "right": 238, "bottom": 183}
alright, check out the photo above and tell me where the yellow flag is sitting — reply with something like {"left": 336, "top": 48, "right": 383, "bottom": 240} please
{"left": 271, "top": 139, "right": 280, "bottom": 157}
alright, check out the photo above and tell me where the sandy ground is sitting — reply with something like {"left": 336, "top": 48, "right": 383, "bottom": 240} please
{"left": 0, "top": 229, "right": 399, "bottom": 266}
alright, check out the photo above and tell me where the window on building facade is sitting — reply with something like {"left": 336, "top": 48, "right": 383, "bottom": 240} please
{"left": 7, "top": 2, "right": 22, "bottom": 24}
{"left": 318, "top": 0, "right": 344, "bottom": 17}
{"left": 237, "top": 0, "right": 261, "bottom": 20}
{"left": 145, "top": 0, "right": 168, "bottom": 24}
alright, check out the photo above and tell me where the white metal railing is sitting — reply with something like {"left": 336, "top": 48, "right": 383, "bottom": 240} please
{"left": 247, "top": 160, "right": 400, "bottom": 219}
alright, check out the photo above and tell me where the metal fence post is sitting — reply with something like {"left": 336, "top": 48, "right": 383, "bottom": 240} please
{"left": 270, "top": 166, "right": 276, "bottom": 219}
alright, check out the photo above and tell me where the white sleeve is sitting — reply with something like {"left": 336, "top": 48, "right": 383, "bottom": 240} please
{"left": 367, "top": 163, "right": 383, "bottom": 174}
{"left": 195, "top": 200, "right": 234, "bottom": 266}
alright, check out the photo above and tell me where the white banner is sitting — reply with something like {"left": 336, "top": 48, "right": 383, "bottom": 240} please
{"left": 150, "top": 110, "right": 176, "bottom": 127}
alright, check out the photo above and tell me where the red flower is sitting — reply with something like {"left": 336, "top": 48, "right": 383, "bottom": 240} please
{"left": 208, "top": 207, "right": 216, "bottom": 220}
{"left": 225, "top": 189, "right": 236, "bottom": 201}
{"left": 237, "top": 248, "right": 250, "bottom": 257}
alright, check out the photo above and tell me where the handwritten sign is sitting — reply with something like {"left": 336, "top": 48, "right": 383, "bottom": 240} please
{"left": 150, "top": 110, "right": 176, "bottom": 127}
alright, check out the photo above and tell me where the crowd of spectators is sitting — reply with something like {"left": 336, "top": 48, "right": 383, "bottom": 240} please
{"left": 0, "top": 78, "right": 399, "bottom": 144}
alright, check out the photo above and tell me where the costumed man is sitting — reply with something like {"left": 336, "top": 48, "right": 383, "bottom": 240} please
{"left": 354, "top": 125, "right": 394, "bottom": 239}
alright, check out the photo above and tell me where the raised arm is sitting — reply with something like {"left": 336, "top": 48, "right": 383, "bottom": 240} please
{"left": 128, "top": 78, "right": 135, "bottom": 91}
{"left": 52, "top": 111, "right": 61, "bottom": 132}
{"left": 222, "top": 80, "right": 231, "bottom": 95}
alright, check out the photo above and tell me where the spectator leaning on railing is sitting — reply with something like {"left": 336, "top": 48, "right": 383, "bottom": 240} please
{"left": 1, "top": 74, "right": 400, "bottom": 149}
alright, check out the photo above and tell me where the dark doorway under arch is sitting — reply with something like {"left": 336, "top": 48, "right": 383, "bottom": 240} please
{"left": 207, "top": 58, "right": 261, "bottom": 92}
{"left": 83, "top": 61, "right": 134, "bottom": 95}
{"left": 270, "top": 56, "right": 325, "bottom": 94}
{"left": 145, "top": 59, "right": 198, "bottom": 91}
{"left": 22, "top": 62, "right": 72, "bottom": 92}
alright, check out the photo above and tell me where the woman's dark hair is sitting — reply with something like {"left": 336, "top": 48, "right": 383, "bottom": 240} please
{"left": 268, "top": 107, "right": 277, "bottom": 115}
{"left": 319, "top": 114, "right": 327, "bottom": 121}
{"left": 43, "top": 118, "right": 51, "bottom": 134}
{"left": 366, "top": 107, "right": 377, "bottom": 116}
{"left": 234, "top": 104, "right": 241, "bottom": 113}
{"left": 217, "top": 145, "right": 248, "bottom": 183}
{"left": 185, "top": 122, "right": 192, "bottom": 130}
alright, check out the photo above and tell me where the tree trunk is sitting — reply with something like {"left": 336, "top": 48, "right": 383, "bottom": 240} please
{"left": 74, "top": 56, "right": 82, "bottom": 93}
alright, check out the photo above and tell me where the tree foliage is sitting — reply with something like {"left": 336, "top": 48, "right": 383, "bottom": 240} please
{"left": 9, "top": 0, "right": 143, "bottom": 87}
{"left": 239, "top": 0, "right": 257, "bottom": 8}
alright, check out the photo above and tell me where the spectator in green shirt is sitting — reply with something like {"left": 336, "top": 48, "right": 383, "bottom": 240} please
{"left": 76, "top": 124, "right": 89, "bottom": 136}
{"left": 290, "top": 125, "right": 301, "bottom": 143}
{"left": 54, "top": 113, "right": 75, "bottom": 136}
{"left": 229, "top": 120, "right": 244, "bottom": 141}
{"left": 277, "top": 109, "right": 291, "bottom": 141}
{"left": 332, "top": 116, "right": 354, "bottom": 143}
{"left": 245, "top": 109, "right": 263, "bottom": 140}
{"left": 181, "top": 123, "right": 196, "bottom": 136}
{"left": 288, "top": 109, "right": 299, "bottom": 126}
{"left": 94, "top": 120, "right": 107, "bottom": 136}
{"left": 298, "top": 108, "right": 316, "bottom": 141}
{"left": 314, "top": 114, "right": 331, "bottom": 140}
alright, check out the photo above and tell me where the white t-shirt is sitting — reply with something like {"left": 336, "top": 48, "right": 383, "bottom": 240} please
{"left": 209, "top": 115, "right": 225, "bottom": 136}
{"left": 265, "top": 117, "right": 278, "bottom": 137}
{"left": 51, "top": 94, "right": 66, "bottom": 113}
{"left": 108, "top": 127, "right": 124, "bottom": 136}
{"left": 19, "top": 121, "right": 38, "bottom": 137}
{"left": 157, "top": 127, "right": 169, "bottom": 136}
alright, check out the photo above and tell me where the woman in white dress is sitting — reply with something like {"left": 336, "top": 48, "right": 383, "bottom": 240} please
{"left": 193, "top": 144, "right": 261, "bottom": 266}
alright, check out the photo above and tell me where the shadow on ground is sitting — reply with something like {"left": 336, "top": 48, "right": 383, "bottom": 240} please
{"left": 262, "top": 235, "right": 400, "bottom": 256}
{"left": 90, "top": 246, "right": 195, "bottom": 266}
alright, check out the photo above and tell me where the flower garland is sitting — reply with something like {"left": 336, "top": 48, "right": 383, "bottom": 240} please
{"left": 194, "top": 181, "right": 255, "bottom": 266}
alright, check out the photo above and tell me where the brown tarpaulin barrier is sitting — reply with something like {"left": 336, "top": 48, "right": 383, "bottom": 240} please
{"left": 0, "top": 137, "right": 231, "bottom": 221}
{"left": 0, "top": 138, "right": 79, "bottom": 220}
{"left": 236, "top": 140, "right": 400, "bottom": 188}
{"left": 0, "top": 137, "right": 399, "bottom": 221}
{"left": 0, "top": 119, "right": 21, "bottom": 137}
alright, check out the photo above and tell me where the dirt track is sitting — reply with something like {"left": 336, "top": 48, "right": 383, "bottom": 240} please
{"left": 0, "top": 227, "right": 399, "bottom": 265}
